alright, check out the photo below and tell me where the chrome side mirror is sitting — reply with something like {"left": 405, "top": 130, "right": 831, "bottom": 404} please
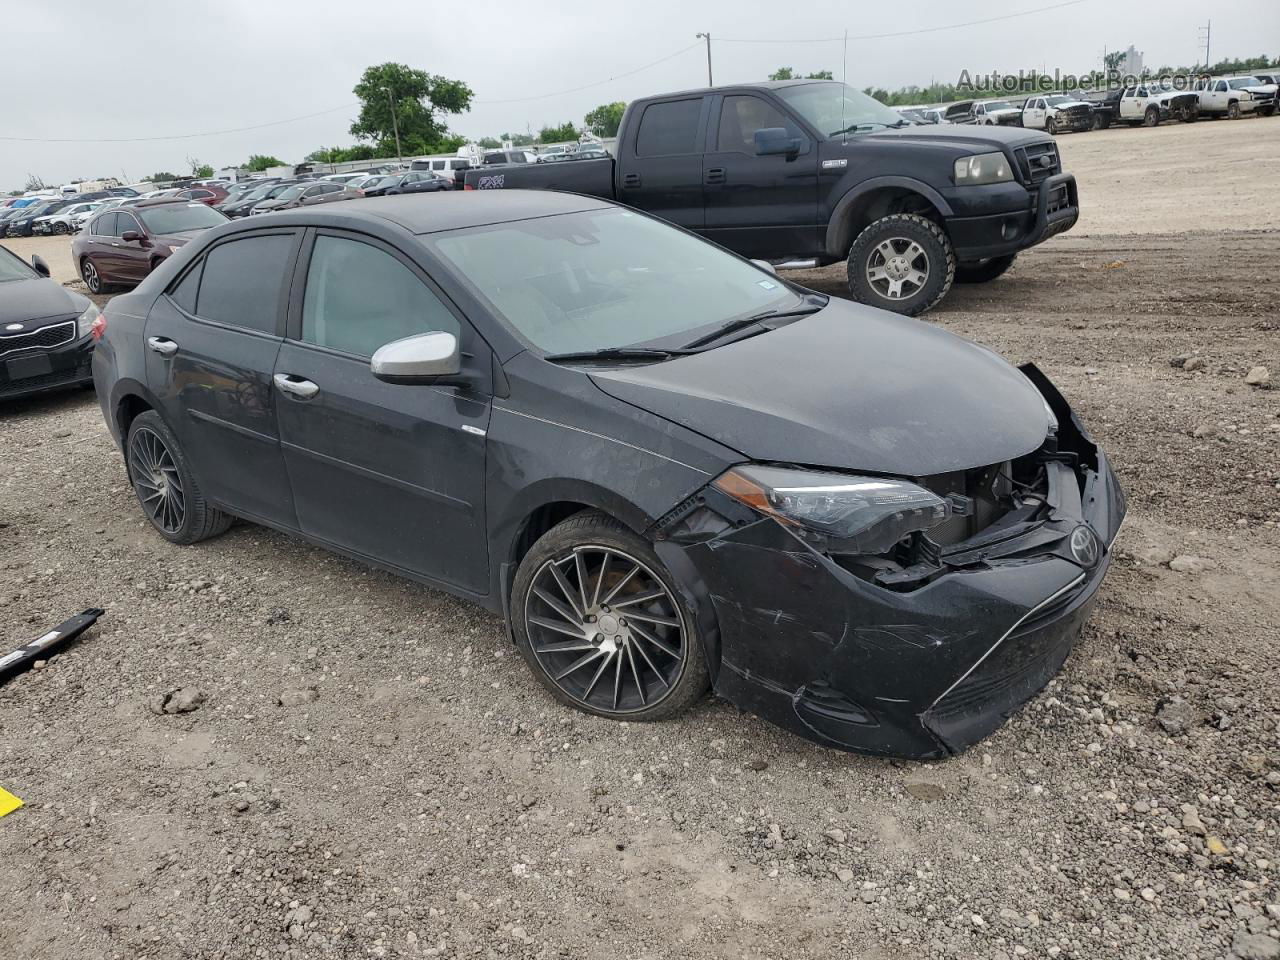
{"left": 750, "top": 259, "right": 777, "bottom": 276}
{"left": 371, "top": 331, "right": 461, "bottom": 384}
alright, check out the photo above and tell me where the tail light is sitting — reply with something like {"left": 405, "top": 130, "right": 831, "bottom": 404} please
{"left": 90, "top": 314, "right": 107, "bottom": 341}
{"left": 464, "top": 183, "right": 474, "bottom": 191}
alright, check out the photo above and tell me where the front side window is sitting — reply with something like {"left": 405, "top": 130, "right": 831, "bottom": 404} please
{"left": 716, "top": 96, "right": 792, "bottom": 152}
{"left": 1215, "top": 81, "right": 1228, "bottom": 92}
{"left": 92, "top": 212, "right": 119, "bottom": 236}
{"left": 429, "top": 207, "right": 798, "bottom": 355}
{"left": 635, "top": 98, "right": 702, "bottom": 156}
{"left": 194, "top": 234, "right": 295, "bottom": 333}
{"left": 301, "top": 235, "right": 458, "bottom": 358}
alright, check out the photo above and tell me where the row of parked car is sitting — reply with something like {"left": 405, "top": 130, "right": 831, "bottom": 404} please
{"left": 896, "top": 73, "right": 1279, "bottom": 133}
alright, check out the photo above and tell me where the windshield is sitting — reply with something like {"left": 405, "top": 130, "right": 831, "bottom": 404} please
{"left": 0, "top": 248, "right": 36, "bottom": 282}
{"left": 137, "top": 203, "right": 227, "bottom": 235}
{"left": 428, "top": 207, "right": 800, "bottom": 354}
{"left": 775, "top": 81, "right": 905, "bottom": 135}
{"left": 242, "top": 184, "right": 276, "bottom": 201}
{"left": 1228, "top": 78, "right": 1259, "bottom": 89}
{"left": 985, "top": 101, "right": 1014, "bottom": 111}
{"left": 1045, "top": 96, "right": 1074, "bottom": 106}
{"left": 275, "top": 185, "right": 306, "bottom": 202}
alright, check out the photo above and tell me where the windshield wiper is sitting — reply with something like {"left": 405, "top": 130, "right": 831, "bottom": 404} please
{"left": 679, "top": 303, "right": 825, "bottom": 351}
{"left": 828, "top": 119, "right": 910, "bottom": 136}
{"left": 543, "top": 346, "right": 689, "bottom": 365}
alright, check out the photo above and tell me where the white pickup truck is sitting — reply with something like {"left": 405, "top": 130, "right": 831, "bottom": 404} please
{"left": 1118, "top": 84, "right": 1200, "bottom": 126}
{"left": 1193, "top": 76, "right": 1276, "bottom": 118}
{"left": 1021, "top": 95, "right": 1098, "bottom": 134}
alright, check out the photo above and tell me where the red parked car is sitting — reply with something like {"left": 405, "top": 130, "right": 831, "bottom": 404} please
{"left": 174, "top": 185, "right": 229, "bottom": 206}
{"left": 71, "top": 199, "right": 227, "bottom": 294}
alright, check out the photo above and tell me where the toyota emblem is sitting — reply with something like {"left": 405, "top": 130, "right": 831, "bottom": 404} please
{"left": 1069, "top": 525, "right": 1100, "bottom": 567}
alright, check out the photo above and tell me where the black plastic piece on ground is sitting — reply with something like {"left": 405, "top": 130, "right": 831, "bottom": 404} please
{"left": 0, "top": 608, "right": 105, "bottom": 682}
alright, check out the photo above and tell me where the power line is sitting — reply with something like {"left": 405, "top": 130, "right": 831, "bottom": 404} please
{"left": 716, "top": 0, "right": 1088, "bottom": 43}
{"left": 472, "top": 42, "right": 702, "bottom": 104}
{"left": 0, "top": 103, "right": 358, "bottom": 144}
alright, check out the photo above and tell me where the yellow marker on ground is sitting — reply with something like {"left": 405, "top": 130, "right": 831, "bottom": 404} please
{"left": 0, "top": 786, "right": 24, "bottom": 817}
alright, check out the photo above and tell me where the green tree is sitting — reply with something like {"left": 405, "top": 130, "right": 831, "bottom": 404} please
{"left": 806, "top": 70, "right": 834, "bottom": 80}
{"left": 149, "top": 171, "right": 179, "bottom": 182}
{"left": 502, "top": 131, "right": 536, "bottom": 147}
{"left": 584, "top": 101, "right": 626, "bottom": 138}
{"left": 476, "top": 136, "right": 502, "bottom": 149}
{"left": 351, "top": 62, "right": 472, "bottom": 156}
{"left": 194, "top": 163, "right": 214, "bottom": 178}
{"left": 538, "top": 121, "right": 578, "bottom": 143}
{"left": 1103, "top": 51, "right": 1126, "bottom": 72}
{"left": 769, "top": 67, "right": 796, "bottom": 80}
{"left": 245, "top": 155, "right": 284, "bottom": 172}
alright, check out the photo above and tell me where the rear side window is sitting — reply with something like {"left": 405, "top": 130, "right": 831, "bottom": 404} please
{"left": 195, "top": 234, "right": 294, "bottom": 334}
{"left": 715, "top": 96, "right": 791, "bottom": 153}
{"left": 169, "top": 261, "right": 203, "bottom": 314}
{"left": 301, "top": 235, "right": 458, "bottom": 358}
{"left": 635, "top": 99, "right": 702, "bottom": 156}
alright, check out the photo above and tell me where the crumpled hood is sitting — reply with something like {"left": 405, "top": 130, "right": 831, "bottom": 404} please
{"left": 0, "top": 277, "right": 88, "bottom": 326}
{"left": 589, "top": 300, "right": 1051, "bottom": 476}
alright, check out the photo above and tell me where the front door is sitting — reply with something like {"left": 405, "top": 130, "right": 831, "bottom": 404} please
{"left": 701, "top": 93, "right": 820, "bottom": 259}
{"left": 113, "top": 210, "right": 152, "bottom": 283}
{"left": 617, "top": 96, "right": 708, "bottom": 230}
{"left": 1024, "top": 98, "right": 1046, "bottom": 128}
{"left": 273, "top": 230, "right": 491, "bottom": 592}
{"left": 143, "top": 229, "right": 301, "bottom": 528}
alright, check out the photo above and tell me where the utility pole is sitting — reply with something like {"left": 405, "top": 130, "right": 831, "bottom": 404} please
{"left": 695, "top": 33, "right": 712, "bottom": 86}
{"left": 1197, "top": 21, "right": 1211, "bottom": 72}
{"left": 386, "top": 87, "right": 404, "bottom": 167}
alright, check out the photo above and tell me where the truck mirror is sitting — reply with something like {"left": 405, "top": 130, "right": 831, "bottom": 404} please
{"left": 754, "top": 127, "right": 802, "bottom": 159}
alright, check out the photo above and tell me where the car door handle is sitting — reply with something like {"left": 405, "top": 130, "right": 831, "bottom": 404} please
{"left": 273, "top": 374, "right": 319, "bottom": 399}
{"left": 146, "top": 336, "right": 178, "bottom": 356}
{"left": 621, "top": 173, "right": 642, "bottom": 188}
{"left": 705, "top": 167, "right": 726, "bottom": 185}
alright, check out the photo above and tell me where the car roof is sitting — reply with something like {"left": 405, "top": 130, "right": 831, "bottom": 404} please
{"left": 224, "top": 190, "right": 612, "bottom": 236}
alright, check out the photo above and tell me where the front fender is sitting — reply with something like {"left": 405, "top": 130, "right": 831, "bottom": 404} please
{"left": 824, "top": 176, "right": 955, "bottom": 257}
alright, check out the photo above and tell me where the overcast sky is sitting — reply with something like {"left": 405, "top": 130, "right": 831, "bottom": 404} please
{"left": 7, "top": 0, "right": 1276, "bottom": 189}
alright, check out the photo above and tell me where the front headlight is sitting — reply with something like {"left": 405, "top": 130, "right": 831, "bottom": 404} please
{"left": 953, "top": 152, "right": 1014, "bottom": 185}
{"left": 713, "top": 465, "right": 951, "bottom": 555}
{"left": 76, "top": 302, "right": 100, "bottom": 339}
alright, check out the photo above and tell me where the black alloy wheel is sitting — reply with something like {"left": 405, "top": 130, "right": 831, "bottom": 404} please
{"left": 513, "top": 512, "right": 708, "bottom": 720}
{"left": 129, "top": 425, "right": 186, "bottom": 535}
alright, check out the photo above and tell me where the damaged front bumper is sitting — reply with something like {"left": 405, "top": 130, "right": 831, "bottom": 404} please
{"left": 654, "top": 365, "right": 1125, "bottom": 759}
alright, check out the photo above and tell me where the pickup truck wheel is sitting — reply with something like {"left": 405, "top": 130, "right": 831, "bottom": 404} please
{"left": 1091, "top": 113, "right": 1105, "bottom": 130}
{"left": 847, "top": 213, "right": 954, "bottom": 317}
{"left": 955, "top": 254, "right": 1017, "bottom": 284}
{"left": 1227, "top": 101, "right": 1241, "bottom": 119}
{"left": 1046, "top": 117, "right": 1058, "bottom": 135}
{"left": 1143, "top": 106, "right": 1161, "bottom": 127}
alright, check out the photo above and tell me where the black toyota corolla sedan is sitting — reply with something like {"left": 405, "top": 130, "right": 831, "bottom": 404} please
{"left": 1, "top": 246, "right": 100, "bottom": 401}
{"left": 91, "top": 191, "right": 1124, "bottom": 758}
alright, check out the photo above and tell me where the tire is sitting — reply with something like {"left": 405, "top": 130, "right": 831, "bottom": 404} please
{"left": 80, "top": 257, "right": 107, "bottom": 294}
{"left": 125, "top": 410, "right": 233, "bottom": 545}
{"left": 1046, "top": 117, "right": 1058, "bottom": 135}
{"left": 1227, "top": 101, "right": 1241, "bottom": 120}
{"left": 52, "top": 222, "right": 68, "bottom": 235}
{"left": 1091, "top": 113, "right": 1105, "bottom": 131}
{"left": 846, "top": 213, "right": 954, "bottom": 317}
{"left": 1143, "top": 106, "right": 1160, "bottom": 127}
{"left": 511, "top": 510, "right": 709, "bottom": 722}
{"left": 955, "top": 253, "right": 1017, "bottom": 284}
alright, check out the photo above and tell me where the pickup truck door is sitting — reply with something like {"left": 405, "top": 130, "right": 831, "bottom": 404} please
{"left": 1023, "top": 98, "right": 1045, "bottom": 128}
{"left": 617, "top": 96, "right": 709, "bottom": 229}
{"left": 700, "top": 93, "right": 820, "bottom": 259}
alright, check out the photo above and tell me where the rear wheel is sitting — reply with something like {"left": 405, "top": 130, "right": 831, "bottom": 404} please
{"left": 955, "top": 254, "right": 1017, "bottom": 284}
{"left": 126, "top": 411, "right": 233, "bottom": 545}
{"left": 846, "top": 213, "right": 954, "bottom": 316}
{"left": 1143, "top": 106, "right": 1161, "bottom": 127}
{"left": 80, "top": 257, "right": 107, "bottom": 294}
{"left": 512, "top": 511, "right": 709, "bottom": 721}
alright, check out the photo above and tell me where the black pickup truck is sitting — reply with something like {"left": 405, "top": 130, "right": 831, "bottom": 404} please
{"left": 464, "top": 80, "right": 1079, "bottom": 315}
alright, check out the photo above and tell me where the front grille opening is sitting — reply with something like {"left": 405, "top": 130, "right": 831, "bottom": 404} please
{"left": 1016, "top": 142, "right": 1061, "bottom": 184}
{"left": 0, "top": 320, "right": 76, "bottom": 357}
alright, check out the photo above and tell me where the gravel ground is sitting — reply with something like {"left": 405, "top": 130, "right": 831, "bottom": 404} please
{"left": 2, "top": 117, "right": 1279, "bottom": 960}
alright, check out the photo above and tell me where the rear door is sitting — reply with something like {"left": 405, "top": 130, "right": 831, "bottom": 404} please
{"left": 618, "top": 96, "right": 709, "bottom": 229}
{"left": 700, "top": 92, "right": 819, "bottom": 258}
{"left": 272, "top": 229, "right": 491, "bottom": 591}
{"left": 144, "top": 229, "right": 301, "bottom": 528}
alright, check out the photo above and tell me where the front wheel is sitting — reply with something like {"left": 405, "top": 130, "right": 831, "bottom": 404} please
{"left": 80, "top": 257, "right": 107, "bottom": 294}
{"left": 1143, "top": 106, "right": 1161, "bottom": 127}
{"left": 511, "top": 511, "right": 709, "bottom": 721}
{"left": 1046, "top": 117, "right": 1058, "bottom": 135}
{"left": 955, "top": 253, "right": 1017, "bottom": 284}
{"left": 846, "top": 213, "right": 954, "bottom": 317}
{"left": 126, "top": 410, "right": 233, "bottom": 545}
{"left": 52, "top": 222, "right": 69, "bottom": 235}
{"left": 1227, "top": 101, "right": 1241, "bottom": 120}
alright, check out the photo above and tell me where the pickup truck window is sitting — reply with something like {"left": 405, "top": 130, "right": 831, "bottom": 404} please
{"left": 428, "top": 207, "right": 797, "bottom": 355}
{"left": 776, "top": 82, "right": 905, "bottom": 136}
{"left": 636, "top": 99, "right": 703, "bottom": 156}
{"left": 716, "top": 96, "right": 791, "bottom": 152}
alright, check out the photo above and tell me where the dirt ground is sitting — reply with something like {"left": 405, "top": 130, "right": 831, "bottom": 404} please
{"left": 2, "top": 115, "right": 1279, "bottom": 960}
